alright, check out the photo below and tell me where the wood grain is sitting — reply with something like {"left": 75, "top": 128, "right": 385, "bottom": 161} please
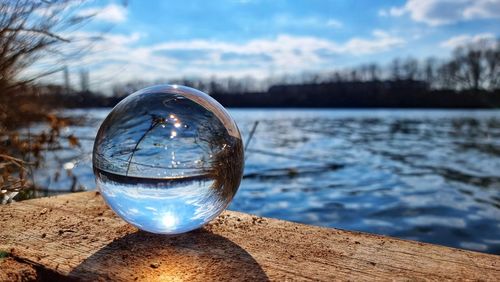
{"left": 0, "top": 191, "right": 498, "bottom": 281}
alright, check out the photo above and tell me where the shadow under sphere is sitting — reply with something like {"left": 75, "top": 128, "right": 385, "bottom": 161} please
{"left": 69, "top": 229, "right": 269, "bottom": 281}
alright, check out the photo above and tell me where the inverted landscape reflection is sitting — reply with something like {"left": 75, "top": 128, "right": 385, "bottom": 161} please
{"left": 96, "top": 176, "right": 223, "bottom": 234}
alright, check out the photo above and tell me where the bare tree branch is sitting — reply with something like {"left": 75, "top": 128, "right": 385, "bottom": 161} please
{"left": 3, "top": 27, "right": 70, "bottom": 42}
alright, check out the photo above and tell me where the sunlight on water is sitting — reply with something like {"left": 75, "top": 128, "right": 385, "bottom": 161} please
{"left": 28, "top": 108, "right": 500, "bottom": 253}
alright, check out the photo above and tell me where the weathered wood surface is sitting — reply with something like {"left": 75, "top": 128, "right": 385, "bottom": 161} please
{"left": 0, "top": 192, "right": 499, "bottom": 281}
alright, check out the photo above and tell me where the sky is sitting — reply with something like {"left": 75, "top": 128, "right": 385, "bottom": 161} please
{"left": 36, "top": 0, "right": 500, "bottom": 93}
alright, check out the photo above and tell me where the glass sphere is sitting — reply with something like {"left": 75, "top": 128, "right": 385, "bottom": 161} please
{"left": 92, "top": 85, "right": 244, "bottom": 234}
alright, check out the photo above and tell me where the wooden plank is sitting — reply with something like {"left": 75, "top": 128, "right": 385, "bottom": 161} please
{"left": 0, "top": 191, "right": 498, "bottom": 281}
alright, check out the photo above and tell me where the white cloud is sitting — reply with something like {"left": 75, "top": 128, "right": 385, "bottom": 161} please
{"left": 151, "top": 32, "right": 403, "bottom": 58}
{"left": 78, "top": 4, "right": 127, "bottom": 23}
{"left": 273, "top": 15, "right": 342, "bottom": 29}
{"left": 342, "top": 30, "right": 405, "bottom": 55}
{"left": 326, "top": 19, "right": 343, "bottom": 28}
{"left": 389, "top": 7, "right": 407, "bottom": 17}
{"left": 378, "top": 10, "right": 387, "bottom": 17}
{"left": 381, "top": 0, "right": 500, "bottom": 26}
{"left": 32, "top": 31, "right": 404, "bottom": 93}
{"left": 379, "top": 7, "right": 402, "bottom": 17}
{"left": 379, "top": 7, "right": 406, "bottom": 17}
{"left": 463, "top": 0, "right": 500, "bottom": 19}
{"left": 440, "top": 33, "right": 496, "bottom": 48}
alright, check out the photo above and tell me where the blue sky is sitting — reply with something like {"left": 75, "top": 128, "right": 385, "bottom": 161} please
{"left": 38, "top": 0, "right": 500, "bottom": 93}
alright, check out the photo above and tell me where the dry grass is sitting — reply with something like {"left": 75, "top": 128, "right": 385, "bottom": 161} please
{"left": 0, "top": 0, "right": 93, "bottom": 201}
{"left": 0, "top": 89, "right": 82, "bottom": 201}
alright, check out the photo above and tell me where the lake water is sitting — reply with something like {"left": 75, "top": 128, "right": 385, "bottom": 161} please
{"left": 13, "top": 108, "right": 500, "bottom": 254}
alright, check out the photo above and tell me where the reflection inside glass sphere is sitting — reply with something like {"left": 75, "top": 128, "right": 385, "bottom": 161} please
{"left": 92, "top": 85, "right": 244, "bottom": 234}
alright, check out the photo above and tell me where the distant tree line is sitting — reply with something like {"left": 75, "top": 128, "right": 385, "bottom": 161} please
{"left": 107, "top": 38, "right": 500, "bottom": 96}
{"left": 34, "top": 37, "right": 500, "bottom": 109}
{"left": 279, "top": 38, "right": 500, "bottom": 92}
{"left": 110, "top": 76, "right": 263, "bottom": 97}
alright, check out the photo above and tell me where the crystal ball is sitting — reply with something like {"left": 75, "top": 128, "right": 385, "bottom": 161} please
{"left": 92, "top": 85, "right": 244, "bottom": 234}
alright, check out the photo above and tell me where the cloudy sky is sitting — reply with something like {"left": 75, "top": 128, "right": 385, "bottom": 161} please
{"left": 40, "top": 0, "right": 500, "bottom": 93}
